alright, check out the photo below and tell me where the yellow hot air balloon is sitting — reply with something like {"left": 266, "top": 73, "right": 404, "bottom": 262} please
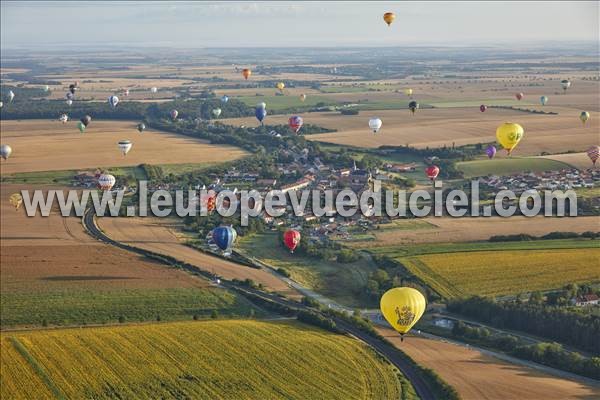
{"left": 300, "top": 93, "right": 306, "bottom": 102}
{"left": 580, "top": 111, "right": 590, "bottom": 125}
{"left": 9, "top": 193, "right": 23, "bottom": 211}
{"left": 276, "top": 82, "right": 285, "bottom": 93}
{"left": 404, "top": 88, "right": 413, "bottom": 97}
{"left": 380, "top": 287, "right": 426, "bottom": 340}
{"left": 383, "top": 12, "right": 396, "bottom": 27}
{"left": 496, "top": 122, "right": 524, "bottom": 155}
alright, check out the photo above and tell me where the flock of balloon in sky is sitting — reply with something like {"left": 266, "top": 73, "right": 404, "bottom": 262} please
{"left": 1, "top": 11, "right": 598, "bottom": 339}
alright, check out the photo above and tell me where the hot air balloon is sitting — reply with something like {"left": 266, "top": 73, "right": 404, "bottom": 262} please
{"left": 9, "top": 193, "right": 23, "bottom": 211}
{"left": 212, "top": 226, "right": 237, "bottom": 255}
{"left": 1, "top": 144, "right": 12, "bottom": 160}
{"left": 221, "top": 95, "right": 229, "bottom": 103}
{"left": 118, "top": 140, "right": 132, "bottom": 156}
{"left": 587, "top": 145, "right": 599, "bottom": 165}
{"left": 257, "top": 102, "right": 267, "bottom": 109}
{"left": 200, "top": 190, "right": 217, "bottom": 213}
{"left": 540, "top": 96, "right": 548, "bottom": 106}
{"left": 66, "top": 92, "right": 74, "bottom": 101}
{"left": 66, "top": 99, "right": 73, "bottom": 106}
{"left": 288, "top": 116, "right": 303, "bottom": 134}
{"left": 150, "top": 87, "right": 158, "bottom": 94}
{"left": 496, "top": 122, "right": 524, "bottom": 155}
{"left": 560, "top": 79, "right": 571, "bottom": 93}
{"left": 255, "top": 106, "right": 267, "bottom": 125}
{"left": 170, "top": 109, "right": 178, "bottom": 120}
{"left": 242, "top": 68, "right": 252, "bottom": 80}
{"left": 77, "top": 121, "right": 86, "bottom": 134}
{"left": 276, "top": 82, "right": 285, "bottom": 93}
{"left": 300, "top": 93, "right": 306, "bottom": 102}
{"left": 486, "top": 145, "right": 497, "bottom": 159}
{"left": 425, "top": 165, "right": 440, "bottom": 181}
{"left": 123, "top": 89, "right": 130, "bottom": 96}
{"left": 380, "top": 287, "right": 426, "bottom": 341}
{"left": 97, "top": 174, "right": 116, "bottom": 191}
{"left": 43, "top": 85, "right": 50, "bottom": 92}
{"left": 409, "top": 101, "right": 419, "bottom": 115}
{"left": 369, "top": 117, "right": 382, "bottom": 133}
{"left": 0, "top": 101, "right": 3, "bottom": 108}
{"left": 515, "top": 93, "right": 524, "bottom": 101}
{"left": 580, "top": 111, "right": 590, "bottom": 125}
{"left": 108, "top": 95, "right": 119, "bottom": 108}
{"left": 283, "top": 229, "right": 301, "bottom": 253}
{"left": 404, "top": 88, "right": 413, "bottom": 97}
{"left": 480, "top": 104, "right": 487, "bottom": 112}
{"left": 137, "top": 123, "right": 146, "bottom": 133}
{"left": 80, "top": 115, "right": 92, "bottom": 127}
{"left": 212, "top": 108, "right": 222, "bottom": 118}
{"left": 59, "top": 114, "right": 68, "bottom": 124}
{"left": 69, "top": 84, "right": 77, "bottom": 95}
{"left": 383, "top": 12, "right": 396, "bottom": 26}
{"left": 8, "top": 90, "right": 15, "bottom": 102}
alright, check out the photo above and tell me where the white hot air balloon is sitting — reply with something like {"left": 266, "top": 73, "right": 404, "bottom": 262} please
{"left": 150, "top": 87, "right": 158, "bottom": 94}
{"left": 118, "top": 140, "right": 132, "bottom": 156}
{"left": 369, "top": 117, "right": 382, "bottom": 133}
{"left": 0, "top": 101, "right": 3, "bottom": 108}
{"left": 43, "top": 85, "right": 50, "bottom": 92}
{"left": 66, "top": 99, "right": 73, "bottom": 106}
{"left": 108, "top": 95, "right": 119, "bottom": 108}
{"left": 97, "top": 174, "right": 116, "bottom": 191}
{"left": 8, "top": 90, "right": 15, "bottom": 102}
{"left": 124, "top": 89, "right": 130, "bottom": 96}
{"left": 212, "top": 108, "right": 222, "bottom": 118}
{"left": 1, "top": 144, "right": 12, "bottom": 160}
{"left": 59, "top": 114, "right": 69, "bottom": 124}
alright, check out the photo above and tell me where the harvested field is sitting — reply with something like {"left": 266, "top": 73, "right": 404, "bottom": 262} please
{"left": 0, "top": 119, "right": 247, "bottom": 174}
{"left": 97, "top": 216, "right": 300, "bottom": 298}
{"left": 378, "top": 327, "right": 600, "bottom": 400}
{"left": 349, "top": 216, "right": 600, "bottom": 247}
{"left": 540, "top": 152, "right": 598, "bottom": 170}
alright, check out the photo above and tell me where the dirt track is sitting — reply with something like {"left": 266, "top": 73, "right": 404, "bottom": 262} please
{"left": 97, "top": 216, "right": 300, "bottom": 298}
{"left": 378, "top": 328, "right": 600, "bottom": 400}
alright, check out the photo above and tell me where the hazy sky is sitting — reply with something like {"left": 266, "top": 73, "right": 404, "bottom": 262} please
{"left": 1, "top": 1, "right": 598, "bottom": 48}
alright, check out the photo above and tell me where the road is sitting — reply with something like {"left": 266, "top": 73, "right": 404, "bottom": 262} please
{"left": 82, "top": 209, "right": 436, "bottom": 400}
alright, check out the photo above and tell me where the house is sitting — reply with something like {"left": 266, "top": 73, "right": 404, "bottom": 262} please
{"left": 574, "top": 294, "right": 600, "bottom": 306}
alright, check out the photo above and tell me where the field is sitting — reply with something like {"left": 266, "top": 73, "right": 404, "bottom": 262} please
{"left": 0, "top": 185, "right": 255, "bottom": 328}
{"left": 399, "top": 248, "right": 600, "bottom": 298}
{"left": 378, "top": 328, "right": 600, "bottom": 400}
{"left": 1, "top": 320, "right": 402, "bottom": 400}
{"left": 347, "top": 216, "right": 600, "bottom": 247}
{"left": 456, "top": 157, "right": 573, "bottom": 178}
{"left": 540, "top": 151, "right": 598, "bottom": 170}
{"left": 0, "top": 119, "right": 247, "bottom": 174}
{"left": 237, "top": 232, "right": 375, "bottom": 307}
{"left": 96, "top": 216, "right": 300, "bottom": 298}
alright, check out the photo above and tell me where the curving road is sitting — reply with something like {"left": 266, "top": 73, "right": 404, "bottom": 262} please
{"left": 82, "top": 209, "right": 436, "bottom": 400}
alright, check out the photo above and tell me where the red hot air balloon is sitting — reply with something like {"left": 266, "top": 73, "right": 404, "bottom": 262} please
{"left": 480, "top": 104, "right": 487, "bottom": 112}
{"left": 288, "top": 116, "right": 303, "bottom": 134}
{"left": 516, "top": 93, "right": 524, "bottom": 101}
{"left": 283, "top": 229, "right": 301, "bottom": 253}
{"left": 425, "top": 165, "right": 440, "bottom": 181}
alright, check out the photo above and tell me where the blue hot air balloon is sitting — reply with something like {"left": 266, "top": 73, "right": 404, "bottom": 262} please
{"left": 221, "top": 95, "right": 229, "bottom": 103}
{"left": 255, "top": 106, "right": 267, "bottom": 125}
{"left": 212, "top": 226, "right": 237, "bottom": 254}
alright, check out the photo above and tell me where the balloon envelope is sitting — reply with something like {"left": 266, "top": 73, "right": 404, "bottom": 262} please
{"left": 516, "top": 93, "right": 524, "bottom": 101}
{"left": 540, "top": 96, "right": 548, "bottom": 106}
{"left": 383, "top": 12, "right": 396, "bottom": 26}
{"left": 77, "top": 121, "right": 86, "bottom": 134}
{"left": 9, "top": 193, "right": 23, "bottom": 211}
{"left": 221, "top": 95, "right": 229, "bottom": 103}
{"left": 486, "top": 145, "right": 497, "bottom": 159}
{"left": 404, "top": 88, "right": 413, "bottom": 97}
{"left": 80, "top": 115, "right": 92, "bottom": 127}
{"left": 118, "top": 140, "right": 132, "bottom": 156}
{"left": 59, "top": 114, "right": 68, "bottom": 124}
{"left": 480, "top": 104, "right": 487, "bottom": 112}
{"left": 300, "top": 94, "right": 306, "bottom": 102}
{"left": 496, "top": 122, "right": 524, "bottom": 154}
{"left": 212, "top": 108, "right": 222, "bottom": 118}
{"left": 137, "top": 123, "right": 145, "bottom": 133}
{"left": 283, "top": 229, "right": 301, "bottom": 252}
{"left": 1, "top": 144, "right": 12, "bottom": 160}
{"left": 380, "top": 287, "right": 426, "bottom": 335}
{"left": 425, "top": 165, "right": 440, "bottom": 180}
{"left": 288, "top": 116, "right": 303, "bottom": 133}
{"left": 587, "top": 145, "right": 600, "bottom": 165}
{"left": 108, "top": 95, "right": 119, "bottom": 108}
{"left": 242, "top": 69, "right": 252, "bottom": 80}
{"left": 212, "top": 226, "right": 237, "bottom": 253}
{"left": 255, "top": 107, "right": 267, "bottom": 123}
{"left": 170, "top": 110, "right": 178, "bottom": 120}
{"left": 580, "top": 111, "right": 590, "bottom": 124}
{"left": 369, "top": 117, "right": 382, "bottom": 133}
{"left": 97, "top": 174, "right": 116, "bottom": 191}
{"left": 276, "top": 82, "right": 285, "bottom": 91}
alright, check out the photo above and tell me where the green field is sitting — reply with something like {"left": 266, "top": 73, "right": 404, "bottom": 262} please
{"left": 235, "top": 94, "right": 338, "bottom": 111}
{"left": 457, "top": 157, "right": 572, "bottom": 178}
{"left": 1, "top": 320, "right": 408, "bottom": 399}
{"left": 237, "top": 232, "right": 375, "bottom": 307}
{"left": 1, "top": 287, "right": 259, "bottom": 328}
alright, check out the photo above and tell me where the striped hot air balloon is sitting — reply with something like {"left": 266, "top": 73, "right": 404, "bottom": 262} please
{"left": 97, "top": 174, "right": 116, "bottom": 191}
{"left": 587, "top": 145, "right": 600, "bottom": 166}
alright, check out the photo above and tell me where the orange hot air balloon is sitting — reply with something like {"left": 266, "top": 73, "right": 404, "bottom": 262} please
{"left": 242, "top": 69, "right": 252, "bottom": 80}
{"left": 383, "top": 12, "right": 396, "bottom": 26}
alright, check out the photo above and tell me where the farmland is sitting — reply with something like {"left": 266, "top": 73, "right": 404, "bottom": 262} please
{"left": 0, "top": 119, "right": 247, "bottom": 174}
{"left": 456, "top": 157, "right": 572, "bottom": 178}
{"left": 1, "top": 320, "right": 403, "bottom": 400}
{"left": 398, "top": 248, "right": 600, "bottom": 298}
{"left": 378, "top": 328, "right": 600, "bottom": 400}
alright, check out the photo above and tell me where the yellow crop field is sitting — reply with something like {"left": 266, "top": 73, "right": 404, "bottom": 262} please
{"left": 1, "top": 320, "right": 401, "bottom": 400}
{"left": 402, "top": 248, "right": 600, "bottom": 298}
